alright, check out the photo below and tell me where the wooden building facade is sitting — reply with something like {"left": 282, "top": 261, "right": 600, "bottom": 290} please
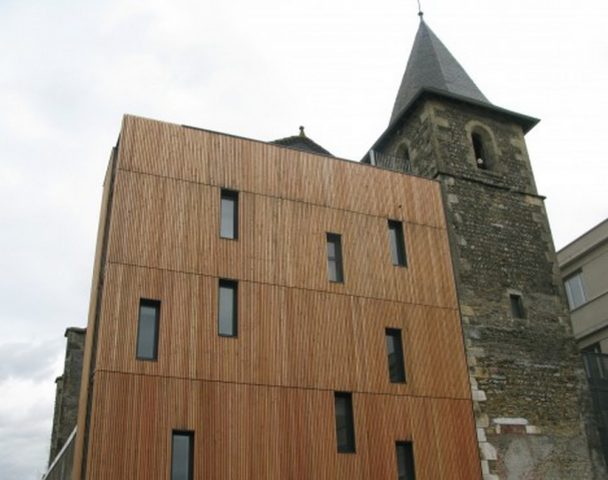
{"left": 71, "top": 115, "right": 481, "bottom": 479}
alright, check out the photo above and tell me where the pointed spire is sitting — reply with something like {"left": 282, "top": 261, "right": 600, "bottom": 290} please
{"left": 390, "top": 21, "right": 490, "bottom": 123}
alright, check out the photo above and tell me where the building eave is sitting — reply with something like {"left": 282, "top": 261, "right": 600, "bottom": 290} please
{"left": 362, "top": 88, "right": 540, "bottom": 162}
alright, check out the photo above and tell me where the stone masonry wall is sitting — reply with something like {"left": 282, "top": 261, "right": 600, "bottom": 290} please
{"left": 49, "top": 327, "right": 86, "bottom": 464}
{"left": 379, "top": 97, "right": 606, "bottom": 479}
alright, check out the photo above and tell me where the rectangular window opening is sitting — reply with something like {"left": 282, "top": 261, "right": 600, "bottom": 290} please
{"left": 386, "top": 328, "right": 406, "bottom": 383}
{"left": 218, "top": 279, "right": 238, "bottom": 337}
{"left": 564, "top": 272, "right": 586, "bottom": 310}
{"left": 326, "top": 233, "right": 344, "bottom": 283}
{"left": 220, "top": 189, "right": 239, "bottom": 239}
{"left": 388, "top": 220, "right": 407, "bottom": 267}
{"left": 171, "top": 431, "right": 194, "bottom": 480}
{"left": 136, "top": 299, "right": 160, "bottom": 360}
{"left": 396, "top": 441, "right": 416, "bottom": 480}
{"left": 334, "top": 392, "right": 356, "bottom": 453}
{"left": 509, "top": 293, "right": 525, "bottom": 319}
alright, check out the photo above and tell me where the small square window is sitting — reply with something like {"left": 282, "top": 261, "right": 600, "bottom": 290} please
{"left": 136, "top": 299, "right": 160, "bottom": 360}
{"left": 220, "top": 189, "right": 238, "bottom": 239}
{"left": 509, "top": 294, "right": 525, "bottom": 319}
{"left": 218, "top": 279, "right": 238, "bottom": 337}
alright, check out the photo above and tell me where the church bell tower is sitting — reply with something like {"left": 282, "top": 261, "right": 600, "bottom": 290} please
{"left": 364, "top": 17, "right": 606, "bottom": 479}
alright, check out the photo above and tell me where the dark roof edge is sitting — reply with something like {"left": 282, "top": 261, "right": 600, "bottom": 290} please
{"left": 557, "top": 217, "right": 608, "bottom": 260}
{"left": 65, "top": 327, "right": 86, "bottom": 335}
{"left": 362, "top": 88, "right": 540, "bottom": 161}
{"left": 270, "top": 135, "right": 333, "bottom": 156}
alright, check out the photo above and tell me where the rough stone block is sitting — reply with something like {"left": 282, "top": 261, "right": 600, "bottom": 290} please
{"left": 525, "top": 425, "right": 541, "bottom": 435}
{"left": 480, "top": 441, "right": 497, "bottom": 461}
{"left": 472, "top": 389, "right": 487, "bottom": 402}
{"left": 477, "top": 414, "right": 490, "bottom": 428}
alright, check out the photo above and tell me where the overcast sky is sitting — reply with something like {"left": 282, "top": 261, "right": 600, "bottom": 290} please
{"left": 1, "top": 0, "right": 607, "bottom": 478}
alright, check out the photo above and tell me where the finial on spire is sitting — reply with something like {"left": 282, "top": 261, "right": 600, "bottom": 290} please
{"left": 299, "top": 126, "right": 306, "bottom": 137}
{"left": 417, "top": 0, "right": 423, "bottom": 20}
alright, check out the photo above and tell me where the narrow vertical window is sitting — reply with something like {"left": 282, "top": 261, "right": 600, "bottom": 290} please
{"left": 386, "top": 328, "right": 406, "bottom": 383}
{"left": 171, "top": 431, "right": 194, "bottom": 480}
{"left": 136, "top": 299, "right": 160, "bottom": 360}
{"left": 220, "top": 189, "right": 238, "bottom": 239}
{"left": 509, "top": 293, "right": 525, "bottom": 319}
{"left": 334, "top": 392, "right": 356, "bottom": 453}
{"left": 326, "top": 233, "right": 344, "bottom": 283}
{"left": 388, "top": 220, "right": 407, "bottom": 267}
{"left": 218, "top": 279, "right": 238, "bottom": 337}
{"left": 396, "top": 143, "right": 412, "bottom": 172}
{"left": 396, "top": 441, "right": 416, "bottom": 480}
{"left": 472, "top": 133, "right": 487, "bottom": 169}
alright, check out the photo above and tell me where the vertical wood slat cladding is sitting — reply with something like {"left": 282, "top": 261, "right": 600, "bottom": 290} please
{"left": 119, "top": 115, "right": 445, "bottom": 232}
{"left": 81, "top": 114, "right": 481, "bottom": 479}
{"left": 108, "top": 170, "right": 457, "bottom": 308}
{"left": 87, "top": 372, "right": 481, "bottom": 480}
{"left": 96, "top": 263, "right": 470, "bottom": 399}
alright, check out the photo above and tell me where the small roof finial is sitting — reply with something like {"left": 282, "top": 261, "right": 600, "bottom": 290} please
{"left": 299, "top": 126, "right": 306, "bottom": 137}
{"left": 417, "top": 0, "right": 423, "bottom": 20}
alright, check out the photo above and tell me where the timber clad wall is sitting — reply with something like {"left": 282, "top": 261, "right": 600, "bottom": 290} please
{"left": 81, "top": 115, "right": 481, "bottom": 478}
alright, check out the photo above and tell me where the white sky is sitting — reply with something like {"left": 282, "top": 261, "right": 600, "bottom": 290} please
{"left": 0, "top": 0, "right": 606, "bottom": 478}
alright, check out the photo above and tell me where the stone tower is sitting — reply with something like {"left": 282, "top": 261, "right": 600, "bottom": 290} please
{"left": 364, "top": 18, "right": 606, "bottom": 479}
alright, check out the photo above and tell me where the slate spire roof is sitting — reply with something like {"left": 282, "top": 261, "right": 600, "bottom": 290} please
{"left": 390, "top": 19, "right": 490, "bottom": 123}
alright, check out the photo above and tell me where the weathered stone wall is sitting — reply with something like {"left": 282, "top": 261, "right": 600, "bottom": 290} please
{"left": 378, "top": 96, "right": 606, "bottom": 479}
{"left": 49, "top": 327, "right": 86, "bottom": 464}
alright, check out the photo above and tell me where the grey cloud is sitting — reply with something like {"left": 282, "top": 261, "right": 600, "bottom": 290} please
{"left": 0, "top": 339, "right": 63, "bottom": 382}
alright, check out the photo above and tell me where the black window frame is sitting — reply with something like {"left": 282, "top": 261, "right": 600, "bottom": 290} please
{"left": 388, "top": 220, "right": 408, "bottom": 267}
{"left": 220, "top": 189, "right": 239, "bottom": 240}
{"left": 334, "top": 391, "right": 356, "bottom": 453}
{"left": 385, "top": 328, "right": 407, "bottom": 383}
{"left": 326, "top": 233, "right": 344, "bottom": 283}
{"left": 509, "top": 293, "right": 526, "bottom": 319}
{"left": 136, "top": 298, "right": 160, "bottom": 361}
{"left": 396, "top": 441, "right": 416, "bottom": 480}
{"left": 171, "top": 430, "right": 194, "bottom": 480}
{"left": 218, "top": 279, "right": 238, "bottom": 337}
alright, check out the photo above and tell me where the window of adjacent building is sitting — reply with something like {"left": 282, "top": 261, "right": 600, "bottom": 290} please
{"left": 218, "top": 279, "right": 238, "bottom": 337}
{"left": 564, "top": 272, "right": 586, "bottom": 310}
{"left": 582, "top": 343, "right": 606, "bottom": 380}
{"left": 334, "top": 392, "right": 356, "bottom": 453}
{"left": 388, "top": 220, "right": 407, "bottom": 267}
{"left": 509, "top": 294, "right": 525, "bottom": 319}
{"left": 136, "top": 299, "right": 160, "bottom": 360}
{"left": 396, "top": 441, "right": 416, "bottom": 480}
{"left": 386, "top": 328, "right": 406, "bottom": 383}
{"left": 582, "top": 343, "right": 601, "bottom": 354}
{"left": 326, "top": 233, "right": 344, "bottom": 283}
{"left": 220, "top": 189, "right": 238, "bottom": 239}
{"left": 171, "top": 431, "right": 194, "bottom": 480}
